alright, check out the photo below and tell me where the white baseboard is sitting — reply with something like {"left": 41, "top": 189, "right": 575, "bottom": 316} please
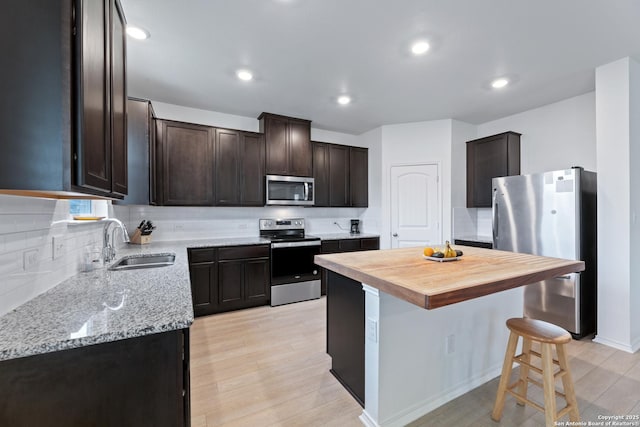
{"left": 593, "top": 335, "right": 639, "bottom": 353}
{"left": 359, "top": 410, "right": 380, "bottom": 427}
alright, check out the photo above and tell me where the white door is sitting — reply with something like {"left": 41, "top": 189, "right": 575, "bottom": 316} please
{"left": 390, "top": 164, "right": 441, "bottom": 248}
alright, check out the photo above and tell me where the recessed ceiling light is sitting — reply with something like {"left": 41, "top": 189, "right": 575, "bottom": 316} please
{"left": 411, "top": 41, "right": 430, "bottom": 55}
{"left": 126, "top": 25, "right": 150, "bottom": 40}
{"left": 491, "top": 78, "right": 509, "bottom": 89}
{"left": 337, "top": 95, "right": 351, "bottom": 105}
{"left": 236, "top": 69, "right": 253, "bottom": 81}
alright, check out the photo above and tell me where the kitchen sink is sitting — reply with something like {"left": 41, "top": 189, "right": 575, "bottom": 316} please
{"left": 108, "top": 253, "right": 176, "bottom": 271}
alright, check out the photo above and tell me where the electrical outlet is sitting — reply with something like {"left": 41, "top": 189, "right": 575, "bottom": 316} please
{"left": 52, "top": 236, "right": 65, "bottom": 260}
{"left": 446, "top": 334, "right": 456, "bottom": 354}
{"left": 238, "top": 223, "right": 248, "bottom": 229}
{"left": 366, "top": 318, "right": 378, "bottom": 343}
{"left": 23, "top": 249, "right": 40, "bottom": 271}
{"left": 174, "top": 224, "right": 184, "bottom": 232}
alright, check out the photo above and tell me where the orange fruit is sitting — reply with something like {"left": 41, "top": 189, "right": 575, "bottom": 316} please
{"left": 423, "top": 247, "right": 434, "bottom": 257}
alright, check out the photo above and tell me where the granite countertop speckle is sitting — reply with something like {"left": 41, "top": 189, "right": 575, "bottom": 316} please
{"left": 0, "top": 237, "right": 271, "bottom": 362}
{"left": 311, "top": 232, "right": 380, "bottom": 240}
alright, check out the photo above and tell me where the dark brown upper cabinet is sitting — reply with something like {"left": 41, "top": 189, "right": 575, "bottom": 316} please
{"left": 259, "top": 113, "right": 312, "bottom": 177}
{"left": 466, "top": 131, "right": 521, "bottom": 208}
{"left": 74, "top": 0, "right": 127, "bottom": 197}
{"left": 155, "top": 120, "right": 214, "bottom": 206}
{"left": 118, "top": 98, "right": 154, "bottom": 205}
{"left": 349, "top": 147, "right": 369, "bottom": 207}
{"left": 312, "top": 142, "right": 368, "bottom": 207}
{"left": 214, "top": 129, "right": 265, "bottom": 206}
{"left": 0, "top": 0, "right": 127, "bottom": 199}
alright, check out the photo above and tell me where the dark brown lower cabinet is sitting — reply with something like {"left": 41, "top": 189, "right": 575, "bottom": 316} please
{"left": 0, "top": 329, "right": 190, "bottom": 427}
{"left": 326, "top": 270, "right": 365, "bottom": 407}
{"left": 189, "top": 245, "right": 270, "bottom": 317}
{"left": 320, "top": 237, "right": 379, "bottom": 295}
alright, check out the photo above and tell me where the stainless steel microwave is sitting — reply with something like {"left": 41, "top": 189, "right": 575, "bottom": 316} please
{"left": 265, "top": 175, "right": 314, "bottom": 206}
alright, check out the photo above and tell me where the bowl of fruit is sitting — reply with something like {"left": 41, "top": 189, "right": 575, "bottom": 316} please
{"left": 423, "top": 241, "right": 463, "bottom": 262}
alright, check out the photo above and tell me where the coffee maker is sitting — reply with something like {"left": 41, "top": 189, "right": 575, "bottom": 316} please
{"left": 350, "top": 219, "right": 360, "bottom": 234}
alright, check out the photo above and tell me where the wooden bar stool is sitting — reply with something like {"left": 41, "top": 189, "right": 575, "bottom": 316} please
{"left": 491, "top": 318, "right": 579, "bottom": 425}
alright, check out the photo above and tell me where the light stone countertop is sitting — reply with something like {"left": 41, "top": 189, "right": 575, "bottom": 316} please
{"left": 0, "top": 237, "right": 271, "bottom": 361}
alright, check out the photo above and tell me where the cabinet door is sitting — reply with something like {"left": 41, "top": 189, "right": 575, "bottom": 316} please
{"left": 215, "top": 128, "right": 240, "bottom": 205}
{"left": 244, "top": 258, "right": 270, "bottom": 305}
{"left": 349, "top": 147, "right": 368, "bottom": 207}
{"left": 467, "top": 133, "right": 521, "bottom": 208}
{"left": 189, "top": 262, "right": 217, "bottom": 317}
{"left": 120, "top": 98, "right": 150, "bottom": 205}
{"left": 240, "top": 132, "right": 265, "bottom": 206}
{"left": 289, "top": 118, "right": 312, "bottom": 177}
{"left": 160, "top": 121, "right": 214, "bottom": 206}
{"left": 329, "top": 145, "right": 349, "bottom": 206}
{"left": 360, "top": 237, "right": 379, "bottom": 250}
{"left": 110, "top": 0, "right": 127, "bottom": 196}
{"left": 75, "top": 0, "right": 111, "bottom": 193}
{"left": 264, "top": 115, "right": 289, "bottom": 175}
{"left": 218, "top": 260, "right": 244, "bottom": 311}
{"left": 312, "top": 142, "right": 330, "bottom": 207}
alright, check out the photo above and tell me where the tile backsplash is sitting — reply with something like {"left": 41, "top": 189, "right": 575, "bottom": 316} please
{"left": 113, "top": 205, "right": 374, "bottom": 241}
{"left": 452, "top": 207, "right": 493, "bottom": 240}
{"left": 0, "top": 195, "right": 104, "bottom": 316}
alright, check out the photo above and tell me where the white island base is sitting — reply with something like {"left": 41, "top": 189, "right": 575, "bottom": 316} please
{"left": 359, "top": 284, "right": 523, "bottom": 427}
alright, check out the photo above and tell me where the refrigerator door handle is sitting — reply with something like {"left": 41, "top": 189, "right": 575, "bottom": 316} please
{"left": 556, "top": 275, "right": 572, "bottom": 280}
{"left": 492, "top": 188, "right": 498, "bottom": 242}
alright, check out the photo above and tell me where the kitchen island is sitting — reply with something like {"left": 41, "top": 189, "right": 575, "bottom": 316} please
{"left": 315, "top": 246, "right": 584, "bottom": 427}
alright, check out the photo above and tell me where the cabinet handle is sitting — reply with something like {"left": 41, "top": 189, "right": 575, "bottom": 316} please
{"left": 392, "top": 233, "right": 398, "bottom": 237}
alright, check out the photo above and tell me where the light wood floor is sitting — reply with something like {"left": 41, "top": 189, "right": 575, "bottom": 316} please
{"left": 190, "top": 297, "right": 640, "bottom": 427}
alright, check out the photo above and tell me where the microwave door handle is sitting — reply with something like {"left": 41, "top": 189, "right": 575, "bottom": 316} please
{"left": 304, "top": 182, "right": 308, "bottom": 200}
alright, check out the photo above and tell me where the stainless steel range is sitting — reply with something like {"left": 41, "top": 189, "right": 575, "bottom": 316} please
{"left": 259, "top": 218, "right": 321, "bottom": 306}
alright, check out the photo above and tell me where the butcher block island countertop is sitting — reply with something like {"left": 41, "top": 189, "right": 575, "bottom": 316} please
{"left": 314, "top": 245, "right": 585, "bottom": 309}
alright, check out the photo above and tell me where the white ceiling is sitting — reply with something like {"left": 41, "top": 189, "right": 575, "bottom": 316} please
{"left": 121, "top": 0, "right": 640, "bottom": 135}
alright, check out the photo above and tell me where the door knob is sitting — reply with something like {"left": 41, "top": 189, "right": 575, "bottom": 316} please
{"left": 392, "top": 233, "right": 398, "bottom": 237}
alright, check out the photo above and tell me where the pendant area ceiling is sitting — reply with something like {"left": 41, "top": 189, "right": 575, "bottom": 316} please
{"left": 121, "top": 0, "right": 640, "bottom": 134}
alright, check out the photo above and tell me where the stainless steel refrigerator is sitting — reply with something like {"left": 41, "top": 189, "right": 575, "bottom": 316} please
{"left": 492, "top": 167, "right": 597, "bottom": 338}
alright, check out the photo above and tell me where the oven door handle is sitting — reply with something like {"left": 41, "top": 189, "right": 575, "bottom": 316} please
{"left": 271, "top": 240, "right": 321, "bottom": 249}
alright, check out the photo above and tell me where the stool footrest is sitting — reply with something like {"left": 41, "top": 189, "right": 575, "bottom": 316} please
{"left": 508, "top": 377, "right": 567, "bottom": 400}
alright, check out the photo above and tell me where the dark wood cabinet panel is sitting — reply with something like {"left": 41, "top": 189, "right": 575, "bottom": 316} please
{"left": 0, "top": 329, "right": 190, "bottom": 427}
{"left": 215, "top": 128, "right": 241, "bottom": 205}
{"left": 329, "top": 145, "right": 350, "bottom": 207}
{"left": 110, "top": 0, "right": 127, "bottom": 196}
{"left": 189, "top": 245, "right": 270, "bottom": 316}
{"left": 0, "top": 0, "right": 127, "bottom": 198}
{"left": 289, "top": 118, "right": 313, "bottom": 177}
{"left": 214, "top": 129, "right": 264, "bottom": 206}
{"left": 75, "top": 0, "right": 111, "bottom": 193}
{"left": 313, "top": 142, "right": 330, "bottom": 206}
{"left": 245, "top": 259, "right": 270, "bottom": 303}
{"left": 360, "top": 237, "right": 380, "bottom": 251}
{"left": 349, "top": 147, "right": 368, "bottom": 207}
{"left": 312, "top": 142, "right": 368, "bottom": 207}
{"left": 259, "top": 113, "right": 312, "bottom": 177}
{"left": 158, "top": 120, "right": 214, "bottom": 206}
{"left": 326, "top": 270, "right": 365, "bottom": 407}
{"left": 218, "top": 261, "right": 244, "bottom": 310}
{"left": 240, "top": 132, "right": 265, "bottom": 206}
{"left": 263, "top": 114, "right": 289, "bottom": 175}
{"left": 466, "top": 131, "right": 520, "bottom": 208}
{"left": 119, "top": 98, "right": 153, "bottom": 205}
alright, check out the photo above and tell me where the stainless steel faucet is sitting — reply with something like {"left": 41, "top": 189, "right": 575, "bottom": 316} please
{"left": 103, "top": 218, "right": 130, "bottom": 263}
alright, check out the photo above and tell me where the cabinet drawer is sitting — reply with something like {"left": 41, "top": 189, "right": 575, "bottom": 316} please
{"left": 188, "top": 248, "right": 216, "bottom": 264}
{"left": 218, "top": 244, "right": 270, "bottom": 261}
{"left": 360, "top": 237, "right": 380, "bottom": 250}
{"left": 339, "top": 239, "right": 361, "bottom": 252}
{"left": 321, "top": 240, "right": 340, "bottom": 254}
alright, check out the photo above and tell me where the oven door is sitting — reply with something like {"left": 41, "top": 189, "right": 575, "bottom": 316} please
{"left": 270, "top": 241, "right": 320, "bottom": 285}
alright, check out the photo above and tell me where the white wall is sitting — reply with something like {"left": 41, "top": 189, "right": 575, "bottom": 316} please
{"left": 151, "top": 101, "right": 259, "bottom": 132}
{"left": 594, "top": 57, "right": 639, "bottom": 352}
{"left": 380, "top": 120, "right": 452, "bottom": 249}
{"left": 450, "top": 120, "right": 477, "bottom": 208}
{"left": 358, "top": 127, "right": 384, "bottom": 236}
{"left": 0, "top": 195, "right": 105, "bottom": 316}
{"left": 477, "top": 92, "right": 596, "bottom": 175}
